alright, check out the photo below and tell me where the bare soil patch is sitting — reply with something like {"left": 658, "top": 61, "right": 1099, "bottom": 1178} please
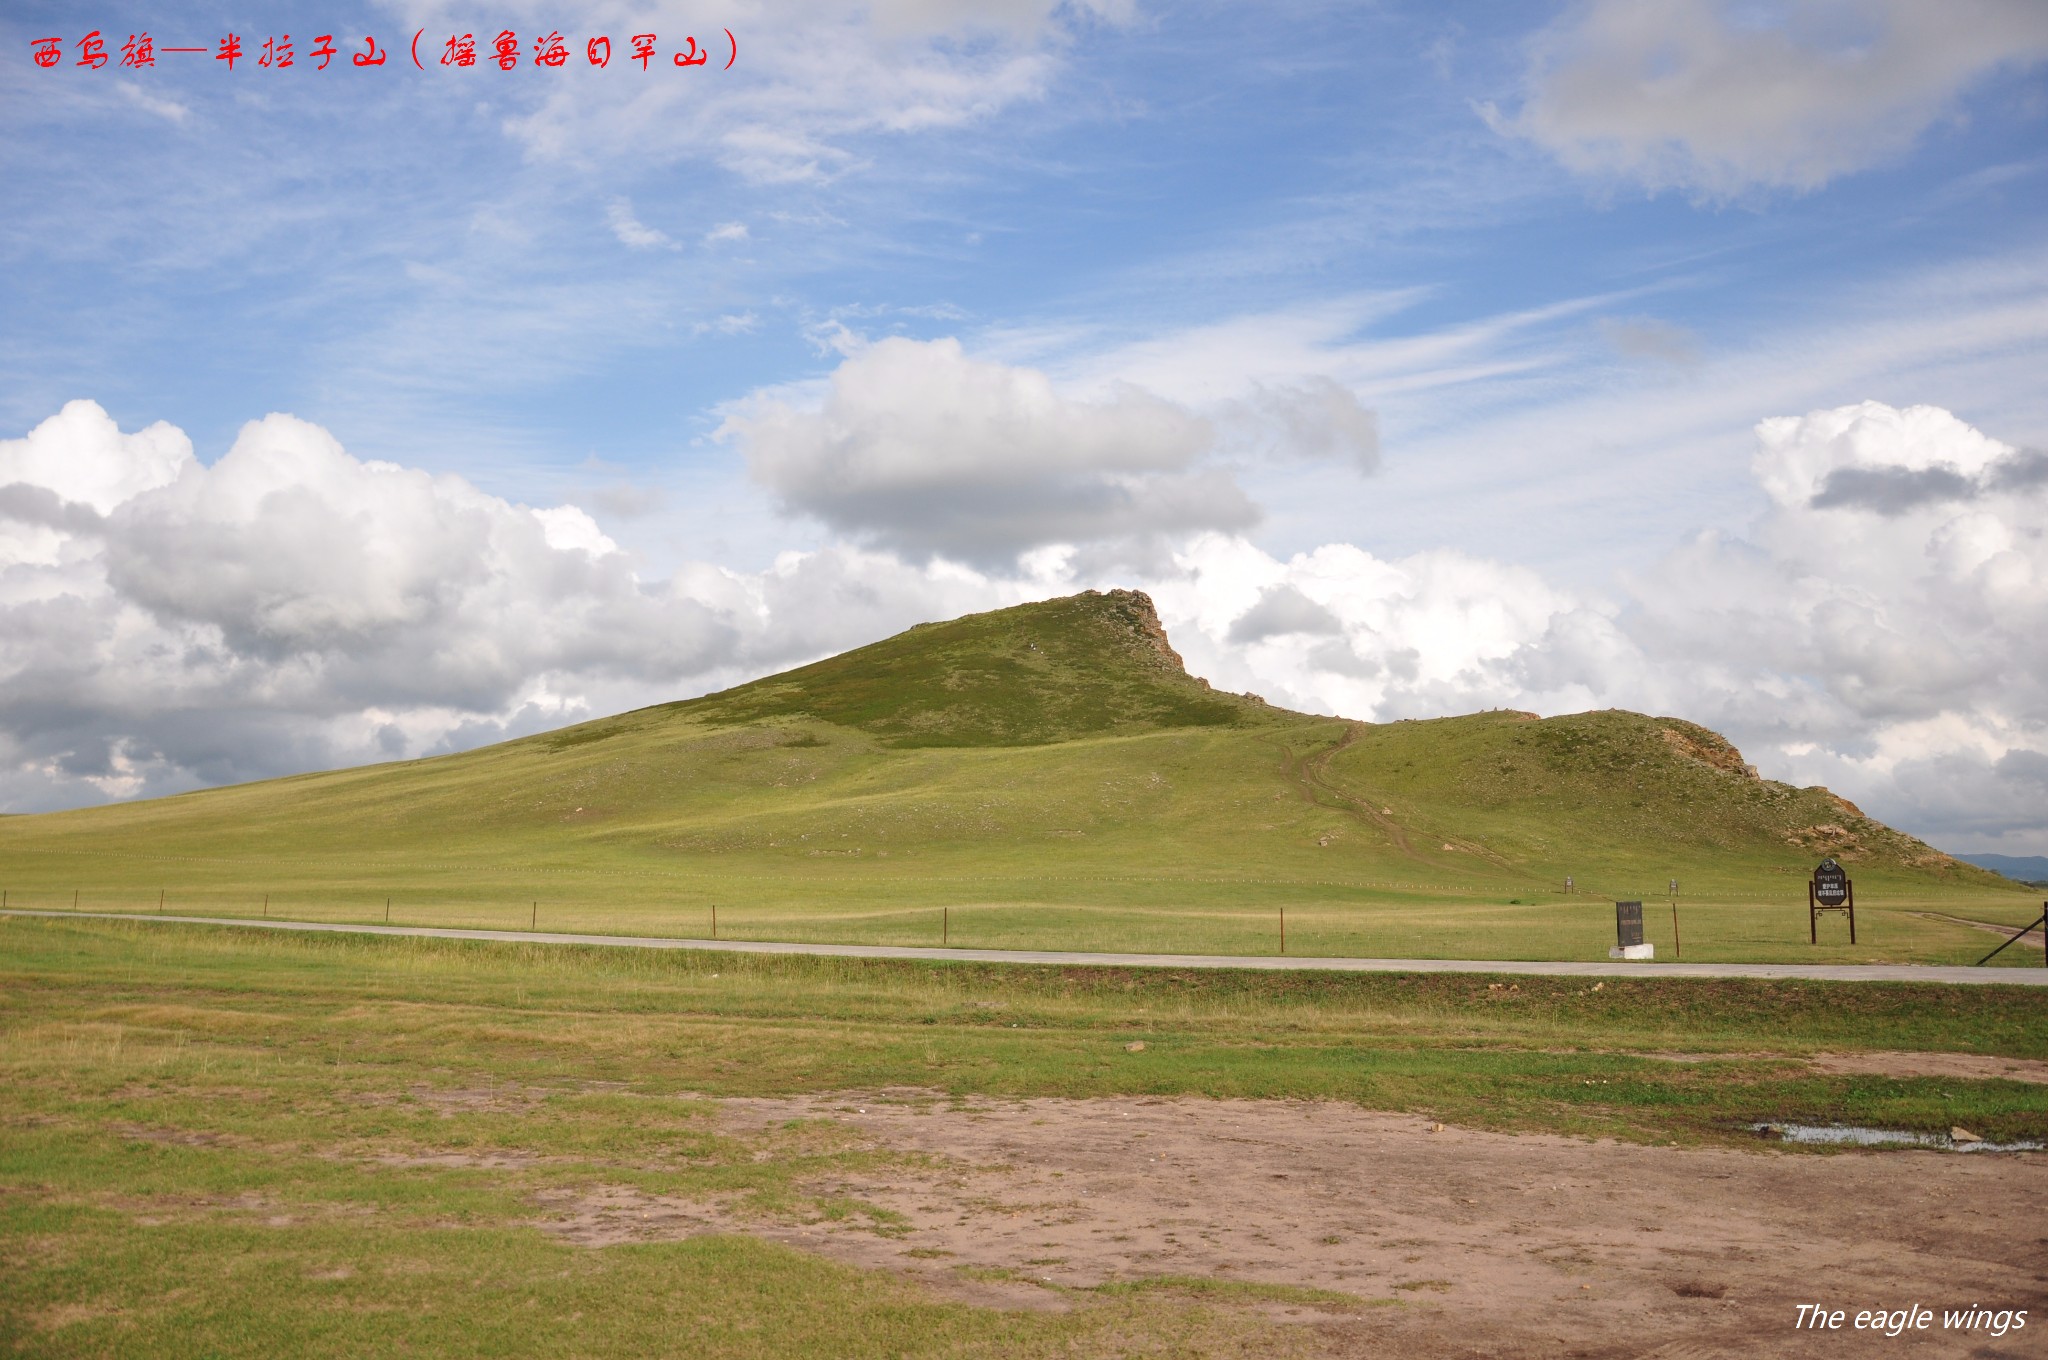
{"left": 534, "top": 1092, "right": 2047, "bottom": 1357}
{"left": 110, "top": 1123, "right": 236, "bottom": 1147}
{"left": 1808, "top": 1050, "right": 2048, "bottom": 1085}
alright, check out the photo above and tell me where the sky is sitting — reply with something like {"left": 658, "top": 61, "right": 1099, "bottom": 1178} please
{"left": 2, "top": 0, "right": 2046, "bottom": 853}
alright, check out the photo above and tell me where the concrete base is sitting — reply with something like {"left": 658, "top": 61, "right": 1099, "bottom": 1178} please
{"left": 1609, "top": 943, "right": 1655, "bottom": 960}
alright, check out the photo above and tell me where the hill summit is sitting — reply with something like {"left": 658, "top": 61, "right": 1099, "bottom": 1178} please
{"left": 675, "top": 589, "right": 1272, "bottom": 747}
{"left": 0, "top": 587, "right": 2010, "bottom": 950}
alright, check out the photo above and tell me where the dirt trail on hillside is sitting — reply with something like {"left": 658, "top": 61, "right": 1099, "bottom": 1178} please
{"left": 1277, "top": 725, "right": 1418, "bottom": 858}
{"left": 535, "top": 1093, "right": 2047, "bottom": 1358}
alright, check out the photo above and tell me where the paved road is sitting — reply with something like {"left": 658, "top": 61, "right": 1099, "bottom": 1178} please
{"left": 7, "top": 909, "right": 2047, "bottom": 985}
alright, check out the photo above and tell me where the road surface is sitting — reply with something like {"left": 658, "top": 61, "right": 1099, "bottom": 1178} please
{"left": 6, "top": 908, "right": 2046, "bottom": 985}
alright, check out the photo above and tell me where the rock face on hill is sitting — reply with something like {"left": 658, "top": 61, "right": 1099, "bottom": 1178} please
{"left": 679, "top": 589, "right": 1270, "bottom": 747}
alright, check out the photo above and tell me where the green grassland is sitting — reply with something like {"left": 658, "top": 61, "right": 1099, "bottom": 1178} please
{"left": 3, "top": 914, "right": 2046, "bottom": 1357}
{"left": 2, "top": 590, "right": 2039, "bottom": 963}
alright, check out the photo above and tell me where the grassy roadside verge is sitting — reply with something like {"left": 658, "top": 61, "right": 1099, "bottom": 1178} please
{"left": 4, "top": 915, "right": 2046, "bottom": 1358}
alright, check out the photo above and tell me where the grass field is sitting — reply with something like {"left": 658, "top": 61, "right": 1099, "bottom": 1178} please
{"left": 4, "top": 914, "right": 2048, "bottom": 1357}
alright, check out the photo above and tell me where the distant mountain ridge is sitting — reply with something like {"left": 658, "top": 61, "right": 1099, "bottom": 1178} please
{"left": 1959, "top": 854, "right": 2048, "bottom": 885}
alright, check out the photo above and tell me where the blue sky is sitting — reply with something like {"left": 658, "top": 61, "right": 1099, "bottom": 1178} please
{"left": 3, "top": 1, "right": 2047, "bottom": 852}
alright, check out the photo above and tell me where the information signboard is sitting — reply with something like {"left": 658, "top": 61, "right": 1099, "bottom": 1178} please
{"left": 1809, "top": 858, "right": 1856, "bottom": 944}
{"left": 1615, "top": 900, "right": 1644, "bottom": 949}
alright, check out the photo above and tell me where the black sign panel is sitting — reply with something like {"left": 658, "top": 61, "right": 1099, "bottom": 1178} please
{"left": 1813, "top": 858, "right": 1849, "bottom": 907}
{"left": 1615, "top": 900, "right": 1644, "bottom": 948}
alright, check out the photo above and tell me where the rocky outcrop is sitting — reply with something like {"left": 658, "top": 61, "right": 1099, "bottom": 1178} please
{"left": 1085, "top": 588, "right": 1188, "bottom": 674}
{"left": 1659, "top": 723, "right": 1759, "bottom": 779}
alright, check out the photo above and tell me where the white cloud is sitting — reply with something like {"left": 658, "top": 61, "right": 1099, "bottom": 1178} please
{"left": 1625, "top": 400, "right": 2048, "bottom": 752}
{"left": 0, "top": 402, "right": 741, "bottom": 806}
{"left": 1151, "top": 534, "right": 1606, "bottom": 725}
{"left": 378, "top": 0, "right": 1125, "bottom": 183}
{"left": 607, "top": 197, "right": 674, "bottom": 249}
{"left": 115, "top": 81, "right": 191, "bottom": 126}
{"left": 721, "top": 336, "right": 1258, "bottom": 565}
{"left": 532, "top": 505, "right": 621, "bottom": 557}
{"left": 1486, "top": 0, "right": 2048, "bottom": 196}
{"left": 703, "top": 220, "right": 750, "bottom": 245}
{"left": 0, "top": 398, "right": 191, "bottom": 517}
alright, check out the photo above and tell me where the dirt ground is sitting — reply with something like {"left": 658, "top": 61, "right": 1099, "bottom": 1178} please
{"left": 531, "top": 1089, "right": 2047, "bottom": 1359}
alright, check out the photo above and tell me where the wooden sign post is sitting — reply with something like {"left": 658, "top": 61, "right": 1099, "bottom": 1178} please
{"left": 1808, "top": 858, "right": 1855, "bottom": 944}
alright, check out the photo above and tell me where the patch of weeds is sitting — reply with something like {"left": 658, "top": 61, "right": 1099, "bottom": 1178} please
{"left": 811, "top": 1196, "right": 909, "bottom": 1237}
{"left": 1091, "top": 1276, "right": 1380, "bottom": 1311}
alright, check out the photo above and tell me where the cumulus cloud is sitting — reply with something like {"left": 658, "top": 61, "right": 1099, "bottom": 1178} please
{"left": 723, "top": 336, "right": 1259, "bottom": 565}
{"left": 1486, "top": 0, "right": 2048, "bottom": 195}
{"left": 1226, "top": 584, "right": 1344, "bottom": 643}
{"left": 0, "top": 402, "right": 742, "bottom": 806}
{"left": 1606, "top": 400, "right": 2048, "bottom": 841}
{"left": 1154, "top": 535, "right": 1605, "bottom": 725}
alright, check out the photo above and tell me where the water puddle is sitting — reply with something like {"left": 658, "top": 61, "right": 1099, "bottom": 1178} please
{"left": 1753, "top": 1123, "right": 2043, "bottom": 1152}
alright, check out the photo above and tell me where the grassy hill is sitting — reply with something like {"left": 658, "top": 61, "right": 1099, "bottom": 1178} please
{"left": 0, "top": 589, "right": 2034, "bottom": 963}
